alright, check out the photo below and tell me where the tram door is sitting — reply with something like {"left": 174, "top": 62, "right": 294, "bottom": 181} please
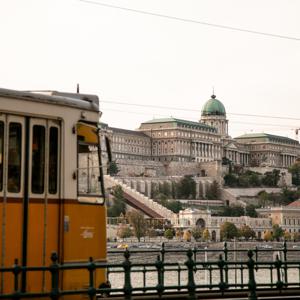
{"left": 0, "top": 115, "right": 60, "bottom": 294}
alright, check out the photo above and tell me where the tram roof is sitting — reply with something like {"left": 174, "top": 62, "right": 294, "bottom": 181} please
{"left": 0, "top": 88, "right": 99, "bottom": 112}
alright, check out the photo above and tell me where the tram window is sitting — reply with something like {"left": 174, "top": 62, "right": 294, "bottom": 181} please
{"left": 77, "top": 123, "right": 104, "bottom": 204}
{"left": 78, "top": 143, "right": 101, "bottom": 195}
{"left": 8, "top": 123, "right": 22, "bottom": 193}
{"left": 0, "top": 122, "right": 3, "bottom": 191}
{"left": 49, "top": 127, "right": 58, "bottom": 194}
{"left": 31, "top": 125, "right": 45, "bottom": 194}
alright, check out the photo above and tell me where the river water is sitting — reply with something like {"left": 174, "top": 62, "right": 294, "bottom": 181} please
{"left": 107, "top": 241, "right": 300, "bottom": 291}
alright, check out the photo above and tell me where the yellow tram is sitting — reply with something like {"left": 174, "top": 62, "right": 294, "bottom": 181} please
{"left": 0, "top": 88, "right": 109, "bottom": 296}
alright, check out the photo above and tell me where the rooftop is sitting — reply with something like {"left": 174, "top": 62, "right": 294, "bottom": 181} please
{"left": 287, "top": 199, "right": 300, "bottom": 207}
{"left": 141, "top": 117, "right": 216, "bottom": 132}
{"left": 0, "top": 88, "right": 99, "bottom": 112}
{"left": 235, "top": 133, "right": 299, "bottom": 145}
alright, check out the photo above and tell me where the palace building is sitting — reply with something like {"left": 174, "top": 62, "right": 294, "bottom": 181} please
{"left": 102, "top": 94, "right": 300, "bottom": 175}
{"left": 176, "top": 207, "right": 272, "bottom": 241}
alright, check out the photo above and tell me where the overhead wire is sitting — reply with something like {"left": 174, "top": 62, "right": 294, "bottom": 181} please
{"left": 102, "top": 108, "right": 300, "bottom": 131}
{"left": 101, "top": 99, "right": 300, "bottom": 121}
{"left": 79, "top": 0, "right": 300, "bottom": 42}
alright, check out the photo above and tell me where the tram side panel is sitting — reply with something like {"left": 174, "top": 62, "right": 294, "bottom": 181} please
{"left": 26, "top": 200, "right": 60, "bottom": 292}
{"left": 26, "top": 120, "right": 61, "bottom": 293}
{"left": 62, "top": 203, "right": 107, "bottom": 291}
{"left": 0, "top": 200, "right": 23, "bottom": 293}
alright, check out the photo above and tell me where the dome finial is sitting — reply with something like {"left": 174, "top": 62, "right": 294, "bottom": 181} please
{"left": 211, "top": 86, "right": 216, "bottom": 98}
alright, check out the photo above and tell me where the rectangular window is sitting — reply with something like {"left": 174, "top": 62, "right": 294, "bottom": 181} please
{"left": 8, "top": 123, "right": 22, "bottom": 193}
{"left": 31, "top": 125, "right": 45, "bottom": 194}
{"left": 49, "top": 127, "right": 58, "bottom": 194}
{"left": 0, "top": 122, "right": 3, "bottom": 191}
{"left": 77, "top": 123, "right": 104, "bottom": 204}
{"left": 78, "top": 144, "right": 101, "bottom": 195}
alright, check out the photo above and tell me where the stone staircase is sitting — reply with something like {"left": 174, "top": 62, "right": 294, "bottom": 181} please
{"left": 104, "top": 175, "right": 177, "bottom": 222}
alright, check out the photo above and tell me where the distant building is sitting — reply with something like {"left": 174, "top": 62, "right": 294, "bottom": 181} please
{"left": 175, "top": 208, "right": 272, "bottom": 241}
{"left": 257, "top": 200, "right": 300, "bottom": 234}
{"left": 235, "top": 133, "right": 299, "bottom": 168}
{"left": 139, "top": 117, "right": 222, "bottom": 162}
{"left": 101, "top": 94, "right": 300, "bottom": 175}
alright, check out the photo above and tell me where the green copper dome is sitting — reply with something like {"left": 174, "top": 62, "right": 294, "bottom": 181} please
{"left": 201, "top": 95, "right": 226, "bottom": 116}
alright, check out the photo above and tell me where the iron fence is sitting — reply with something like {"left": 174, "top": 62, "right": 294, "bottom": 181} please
{"left": 0, "top": 242, "right": 300, "bottom": 299}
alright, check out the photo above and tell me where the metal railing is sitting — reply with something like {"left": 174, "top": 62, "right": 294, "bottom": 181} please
{"left": 1, "top": 242, "right": 300, "bottom": 299}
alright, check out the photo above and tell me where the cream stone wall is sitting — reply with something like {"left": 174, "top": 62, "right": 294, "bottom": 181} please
{"left": 116, "top": 176, "right": 219, "bottom": 199}
{"left": 257, "top": 206, "right": 300, "bottom": 235}
{"left": 176, "top": 208, "right": 272, "bottom": 241}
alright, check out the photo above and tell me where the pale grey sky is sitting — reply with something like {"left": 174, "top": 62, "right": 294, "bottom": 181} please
{"left": 1, "top": 0, "right": 300, "bottom": 139}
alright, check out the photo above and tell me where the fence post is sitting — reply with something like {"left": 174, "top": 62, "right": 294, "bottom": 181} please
{"left": 87, "top": 257, "right": 96, "bottom": 300}
{"left": 218, "top": 254, "right": 227, "bottom": 294}
{"left": 12, "top": 258, "right": 21, "bottom": 298}
{"left": 155, "top": 255, "right": 164, "bottom": 296}
{"left": 247, "top": 250, "right": 257, "bottom": 300}
{"left": 123, "top": 249, "right": 132, "bottom": 300}
{"left": 275, "top": 254, "right": 284, "bottom": 290}
{"left": 254, "top": 246, "right": 258, "bottom": 271}
{"left": 185, "top": 249, "right": 196, "bottom": 300}
{"left": 282, "top": 241, "right": 288, "bottom": 286}
{"left": 223, "top": 242, "right": 229, "bottom": 284}
{"left": 50, "top": 252, "right": 60, "bottom": 300}
{"left": 161, "top": 242, "right": 165, "bottom": 263}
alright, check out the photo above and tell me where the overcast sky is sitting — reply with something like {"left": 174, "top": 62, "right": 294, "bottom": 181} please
{"left": 1, "top": 0, "right": 300, "bottom": 139}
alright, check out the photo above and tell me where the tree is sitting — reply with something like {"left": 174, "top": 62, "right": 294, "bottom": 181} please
{"left": 202, "top": 228, "right": 210, "bottom": 241}
{"left": 239, "top": 225, "right": 256, "bottom": 240}
{"left": 164, "top": 228, "right": 174, "bottom": 240}
{"left": 157, "top": 193, "right": 168, "bottom": 207}
{"left": 159, "top": 182, "right": 171, "bottom": 197}
{"left": 220, "top": 222, "right": 239, "bottom": 240}
{"left": 262, "top": 169, "right": 280, "bottom": 187}
{"left": 289, "top": 161, "right": 300, "bottom": 186}
{"left": 127, "top": 210, "right": 147, "bottom": 242}
{"left": 107, "top": 185, "right": 126, "bottom": 217}
{"left": 272, "top": 224, "right": 284, "bottom": 241}
{"left": 281, "top": 187, "right": 300, "bottom": 205}
{"left": 224, "top": 173, "right": 238, "bottom": 187}
{"left": 175, "top": 229, "right": 183, "bottom": 240}
{"left": 165, "top": 200, "right": 183, "bottom": 213}
{"left": 171, "top": 181, "right": 178, "bottom": 199}
{"left": 177, "top": 175, "right": 196, "bottom": 199}
{"left": 257, "top": 190, "right": 269, "bottom": 207}
{"left": 191, "top": 227, "right": 202, "bottom": 241}
{"left": 263, "top": 230, "right": 273, "bottom": 241}
{"left": 108, "top": 160, "right": 119, "bottom": 176}
{"left": 284, "top": 230, "right": 292, "bottom": 241}
{"left": 245, "top": 204, "right": 258, "bottom": 218}
{"left": 117, "top": 224, "right": 132, "bottom": 239}
{"left": 183, "top": 230, "right": 192, "bottom": 242}
{"left": 206, "top": 180, "right": 220, "bottom": 199}
{"left": 292, "top": 232, "right": 300, "bottom": 241}
{"left": 238, "top": 175, "right": 250, "bottom": 187}
{"left": 248, "top": 172, "right": 261, "bottom": 187}
{"left": 218, "top": 205, "right": 244, "bottom": 217}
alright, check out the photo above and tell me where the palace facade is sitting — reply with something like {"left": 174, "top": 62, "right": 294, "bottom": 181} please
{"left": 102, "top": 94, "right": 300, "bottom": 171}
{"left": 175, "top": 208, "right": 272, "bottom": 241}
{"left": 257, "top": 200, "right": 300, "bottom": 235}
